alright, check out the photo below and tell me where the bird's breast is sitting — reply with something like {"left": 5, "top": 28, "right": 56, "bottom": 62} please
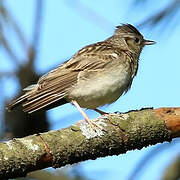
{"left": 68, "top": 64, "right": 132, "bottom": 109}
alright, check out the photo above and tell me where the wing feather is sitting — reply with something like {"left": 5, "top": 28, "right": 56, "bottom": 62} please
{"left": 23, "top": 95, "right": 66, "bottom": 113}
{"left": 22, "top": 71, "right": 78, "bottom": 112}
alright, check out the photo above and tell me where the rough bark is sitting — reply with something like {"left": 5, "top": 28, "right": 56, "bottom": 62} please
{"left": 0, "top": 107, "right": 180, "bottom": 179}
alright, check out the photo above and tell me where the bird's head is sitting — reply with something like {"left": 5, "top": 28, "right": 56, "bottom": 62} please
{"left": 114, "top": 24, "right": 156, "bottom": 54}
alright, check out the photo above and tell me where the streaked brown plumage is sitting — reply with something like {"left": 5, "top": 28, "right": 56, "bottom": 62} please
{"left": 7, "top": 24, "right": 155, "bottom": 127}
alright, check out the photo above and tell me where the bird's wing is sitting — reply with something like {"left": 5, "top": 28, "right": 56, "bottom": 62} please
{"left": 63, "top": 42, "right": 118, "bottom": 70}
{"left": 35, "top": 42, "right": 119, "bottom": 95}
{"left": 9, "top": 43, "right": 119, "bottom": 113}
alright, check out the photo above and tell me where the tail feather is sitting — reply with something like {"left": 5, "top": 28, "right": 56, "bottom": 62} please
{"left": 23, "top": 95, "right": 66, "bottom": 113}
{"left": 6, "top": 71, "right": 76, "bottom": 113}
{"left": 7, "top": 86, "right": 68, "bottom": 113}
{"left": 7, "top": 92, "right": 32, "bottom": 111}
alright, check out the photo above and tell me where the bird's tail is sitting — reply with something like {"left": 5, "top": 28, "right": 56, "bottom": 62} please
{"left": 7, "top": 84, "right": 68, "bottom": 113}
{"left": 7, "top": 84, "right": 38, "bottom": 111}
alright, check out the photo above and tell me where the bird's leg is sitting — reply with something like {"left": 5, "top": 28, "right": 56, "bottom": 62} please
{"left": 94, "top": 108, "right": 108, "bottom": 115}
{"left": 95, "top": 108, "right": 126, "bottom": 139}
{"left": 71, "top": 100, "right": 103, "bottom": 130}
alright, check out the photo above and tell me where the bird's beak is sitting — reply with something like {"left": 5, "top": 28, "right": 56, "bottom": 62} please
{"left": 144, "top": 39, "right": 156, "bottom": 45}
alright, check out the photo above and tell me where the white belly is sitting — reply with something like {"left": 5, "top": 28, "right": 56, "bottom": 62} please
{"left": 69, "top": 66, "right": 131, "bottom": 109}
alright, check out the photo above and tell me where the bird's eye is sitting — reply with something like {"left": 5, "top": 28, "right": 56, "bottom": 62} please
{"left": 134, "top": 37, "right": 140, "bottom": 43}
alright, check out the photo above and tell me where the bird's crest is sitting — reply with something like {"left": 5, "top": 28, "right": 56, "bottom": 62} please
{"left": 115, "top": 24, "right": 142, "bottom": 36}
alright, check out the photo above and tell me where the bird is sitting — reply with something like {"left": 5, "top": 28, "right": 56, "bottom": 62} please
{"left": 7, "top": 24, "right": 155, "bottom": 129}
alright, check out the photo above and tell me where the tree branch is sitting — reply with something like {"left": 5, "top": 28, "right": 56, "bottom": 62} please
{"left": 0, "top": 107, "right": 180, "bottom": 179}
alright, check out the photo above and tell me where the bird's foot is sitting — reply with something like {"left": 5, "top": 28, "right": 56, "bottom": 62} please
{"left": 72, "top": 100, "right": 105, "bottom": 132}
{"left": 84, "top": 116, "right": 104, "bottom": 131}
